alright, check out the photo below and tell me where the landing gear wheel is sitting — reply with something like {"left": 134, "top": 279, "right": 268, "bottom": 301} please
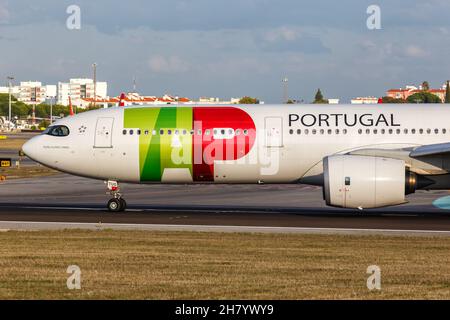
{"left": 119, "top": 198, "right": 127, "bottom": 211}
{"left": 107, "top": 198, "right": 122, "bottom": 212}
{"left": 105, "top": 180, "right": 127, "bottom": 212}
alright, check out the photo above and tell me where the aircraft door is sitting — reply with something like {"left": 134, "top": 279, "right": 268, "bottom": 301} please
{"left": 94, "top": 117, "right": 114, "bottom": 148}
{"left": 265, "top": 117, "right": 283, "bottom": 147}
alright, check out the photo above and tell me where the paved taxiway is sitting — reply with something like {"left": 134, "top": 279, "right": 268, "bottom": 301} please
{"left": 0, "top": 150, "right": 34, "bottom": 165}
{"left": 1, "top": 174, "right": 450, "bottom": 235}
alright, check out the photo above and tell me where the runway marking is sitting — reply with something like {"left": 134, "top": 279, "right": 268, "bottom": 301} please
{"left": 20, "top": 206, "right": 144, "bottom": 212}
{"left": 1, "top": 203, "right": 450, "bottom": 218}
{"left": 22, "top": 206, "right": 102, "bottom": 211}
{"left": 0, "top": 220, "right": 449, "bottom": 236}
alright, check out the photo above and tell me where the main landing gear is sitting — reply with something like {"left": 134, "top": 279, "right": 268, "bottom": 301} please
{"left": 106, "top": 180, "right": 127, "bottom": 212}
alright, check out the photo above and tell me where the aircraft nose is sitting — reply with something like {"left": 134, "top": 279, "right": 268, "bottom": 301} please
{"left": 21, "top": 136, "right": 42, "bottom": 162}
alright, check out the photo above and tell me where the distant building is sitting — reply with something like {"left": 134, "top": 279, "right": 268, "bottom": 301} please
{"left": 0, "top": 85, "right": 20, "bottom": 96}
{"left": 387, "top": 83, "right": 448, "bottom": 102}
{"left": 195, "top": 97, "right": 241, "bottom": 104}
{"left": 2, "top": 82, "right": 54, "bottom": 104}
{"left": 327, "top": 98, "right": 340, "bottom": 104}
{"left": 351, "top": 97, "right": 378, "bottom": 104}
{"left": 0, "top": 81, "right": 55, "bottom": 104}
{"left": 78, "top": 93, "right": 192, "bottom": 109}
{"left": 77, "top": 93, "right": 249, "bottom": 109}
{"left": 19, "top": 81, "right": 58, "bottom": 105}
{"left": 58, "top": 78, "right": 107, "bottom": 106}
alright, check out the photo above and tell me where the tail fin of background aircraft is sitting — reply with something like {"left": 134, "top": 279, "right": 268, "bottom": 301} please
{"left": 69, "top": 96, "right": 74, "bottom": 116}
{"left": 119, "top": 93, "right": 126, "bottom": 107}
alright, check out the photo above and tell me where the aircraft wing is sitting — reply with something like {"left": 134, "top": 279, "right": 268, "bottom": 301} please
{"left": 347, "top": 148, "right": 411, "bottom": 159}
{"left": 409, "top": 142, "right": 450, "bottom": 157}
{"left": 347, "top": 146, "right": 446, "bottom": 175}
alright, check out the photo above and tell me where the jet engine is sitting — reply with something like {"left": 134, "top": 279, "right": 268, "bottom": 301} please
{"left": 323, "top": 155, "right": 431, "bottom": 209}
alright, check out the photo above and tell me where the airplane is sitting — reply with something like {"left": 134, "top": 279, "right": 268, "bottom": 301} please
{"left": 21, "top": 104, "right": 450, "bottom": 212}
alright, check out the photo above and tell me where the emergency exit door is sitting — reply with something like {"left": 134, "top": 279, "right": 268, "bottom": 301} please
{"left": 94, "top": 117, "right": 114, "bottom": 148}
{"left": 265, "top": 117, "right": 283, "bottom": 147}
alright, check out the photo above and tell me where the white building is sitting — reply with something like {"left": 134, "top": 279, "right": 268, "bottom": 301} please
{"left": 18, "top": 81, "right": 45, "bottom": 104}
{"left": 20, "top": 82, "right": 57, "bottom": 104}
{"left": 350, "top": 96, "right": 379, "bottom": 104}
{"left": 328, "top": 98, "right": 340, "bottom": 104}
{"left": 57, "top": 78, "right": 107, "bottom": 106}
{"left": 195, "top": 97, "right": 241, "bottom": 104}
{"left": 0, "top": 81, "right": 56, "bottom": 105}
{"left": 0, "top": 86, "right": 20, "bottom": 96}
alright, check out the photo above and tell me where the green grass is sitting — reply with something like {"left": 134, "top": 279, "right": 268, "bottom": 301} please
{"left": 0, "top": 138, "right": 27, "bottom": 150}
{"left": 0, "top": 165, "right": 58, "bottom": 179}
{"left": 0, "top": 229, "right": 449, "bottom": 299}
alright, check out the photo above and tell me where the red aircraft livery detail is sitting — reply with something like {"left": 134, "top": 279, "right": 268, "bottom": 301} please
{"left": 192, "top": 107, "right": 256, "bottom": 181}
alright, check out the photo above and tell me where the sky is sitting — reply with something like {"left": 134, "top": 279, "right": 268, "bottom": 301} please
{"left": 1, "top": 0, "right": 450, "bottom": 103}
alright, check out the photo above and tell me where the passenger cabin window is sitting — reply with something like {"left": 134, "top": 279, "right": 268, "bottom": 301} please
{"left": 213, "top": 128, "right": 235, "bottom": 139}
{"left": 45, "top": 125, "right": 70, "bottom": 137}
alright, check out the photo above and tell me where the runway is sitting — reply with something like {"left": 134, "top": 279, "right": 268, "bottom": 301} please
{"left": 0, "top": 203, "right": 450, "bottom": 235}
{"left": 1, "top": 174, "right": 450, "bottom": 235}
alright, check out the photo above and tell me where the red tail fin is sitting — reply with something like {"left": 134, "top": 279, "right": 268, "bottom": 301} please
{"left": 69, "top": 96, "right": 74, "bottom": 116}
{"left": 119, "top": 93, "right": 126, "bottom": 107}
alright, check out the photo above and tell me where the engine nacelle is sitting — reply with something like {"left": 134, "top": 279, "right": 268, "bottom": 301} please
{"left": 323, "top": 155, "right": 416, "bottom": 209}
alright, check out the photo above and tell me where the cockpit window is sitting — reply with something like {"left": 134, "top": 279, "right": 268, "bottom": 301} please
{"left": 45, "top": 125, "right": 70, "bottom": 137}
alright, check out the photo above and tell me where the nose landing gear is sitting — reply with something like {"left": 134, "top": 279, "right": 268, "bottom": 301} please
{"left": 106, "top": 180, "right": 127, "bottom": 212}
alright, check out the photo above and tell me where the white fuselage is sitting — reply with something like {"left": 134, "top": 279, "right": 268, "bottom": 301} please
{"left": 22, "top": 104, "right": 450, "bottom": 187}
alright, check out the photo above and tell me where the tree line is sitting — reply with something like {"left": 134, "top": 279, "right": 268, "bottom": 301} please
{"left": 381, "top": 81, "right": 450, "bottom": 104}
{"left": 239, "top": 82, "right": 450, "bottom": 105}
{"left": 287, "top": 81, "right": 450, "bottom": 104}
